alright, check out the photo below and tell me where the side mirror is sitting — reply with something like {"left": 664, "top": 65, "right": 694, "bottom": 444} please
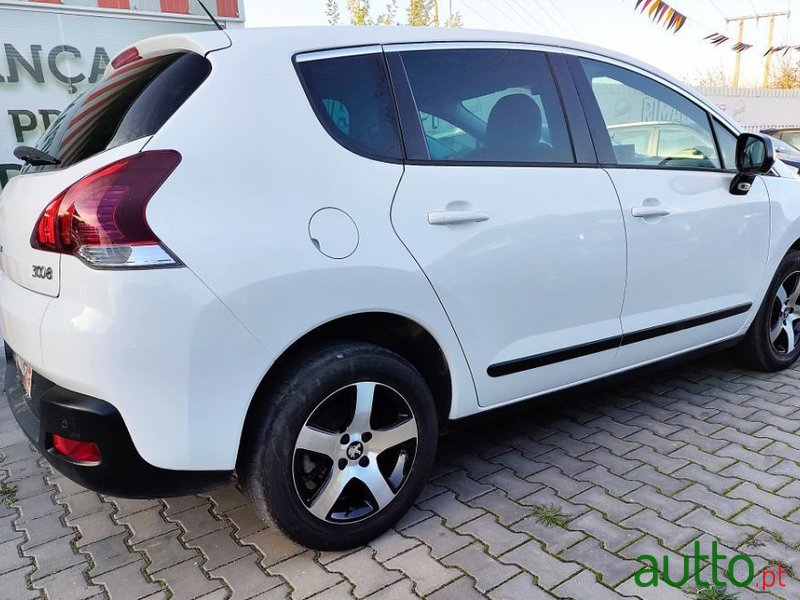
{"left": 731, "top": 133, "right": 775, "bottom": 195}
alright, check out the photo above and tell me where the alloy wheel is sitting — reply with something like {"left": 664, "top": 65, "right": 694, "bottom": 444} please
{"left": 770, "top": 270, "right": 800, "bottom": 355}
{"left": 292, "top": 381, "right": 418, "bottom": 524}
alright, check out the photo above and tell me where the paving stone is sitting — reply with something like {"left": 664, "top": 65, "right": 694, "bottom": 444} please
{"left": 154, "top": 557, "right": 226, "bottom": 599}
{"left": 711, "top": 427, "right": 771, "bottom": 451}
{"left": 92, "top": 559, "right": 165, "bottom": 600}
{"left": 729, "top": 482, "right": 800, "bottom": 517}
{"left": 105, "top": 497, "right": 162, "bottom": 519}
{"left": 393, "top": 507, "right": 434, "bottom": 531}
{"left": 0, "top": 513, "right": 23, "bottom": 544}
{"left": 669, "top": 445, "right": 735, "bottom": 473}
{"left": 586, "top": 416, "right": 640, "bottom": 439}
{"left": 626, "top": 430, "right": 685, "bottom": 455}
{"left": 117, "top": 506, "right": 180, "bottom": 546}
{"left": 441, "top": 541, "right": 518, "bottom": 592}
{"left": 722, "top": 462, "right": 790, "bottom": 492}
{"left": 668, "top": 427, "right": 728, "bottom": 454}
{"left": 486, "top": 572, "right": 554, "bottom": 600}
{"left": 575, "top": 465, "right": 642, "bottom": 496}
{"left": 489, "top": 450, "right": 549, "bottom": 478}
{"left": 624, "top": 465, "right": 688, "bottom": 496}
{"left": 225, "top": 503, "right": 269, "bottom": 540}
{"left": 554, "top": 569, "right": 638, "bottom": 599}
{"left": 61, "top": 490, "right": 107, "bottom": 520}
{"left": 170, "top": 504, "right": 227, "bottom": 542}
{"left": 626, "top": 446, "right": 689, "bottom": 475}
{"left": 678, "top": 508, "right": 756, "bottom": 548}
{"left": 672, "top": 464, "right": 734, "bottom": 494}
{"left": 501, "top": 539, "right": 581, "bottom": 588}
{"left": 210, "top": 553, "right": 285, "bottom": 599}
{"left": 675, "top": 484, "right": 749, "bottom": 520}
{"left": 0, "top": 537, "right": 33, "bottom": 575}
{"left": 562, "top": 538, "right": 640, "bottom": 587}
{"left": 626, "top": 415, "right": 682, "bottom": 438}
{"left": 383, "top": 546, "right": 460, "bottom": 597}
{"left": 621, "top": 509, "right": 699, "bottom": 551}
{"left": 717, "top": 444, "right": 781, "bottom": 471}
{"left": 623, "top": 485, "right": 695, "bottom": 521}
{"left": 456, "top": 513, "right": 527, "bottom": 557}
{"left": 0, "top": 567, "right": 39, "bottom": 600}
{"left": 433, "top": 469, "right": 493, "bottom": 502}
{"left": 427, "top": 576, "right": 487, "bottom": 600}
{"left": 185, "top": 528, "right": 252, "bottom": 572}
{"left": 18, "top": 509, "right": 74, "bottom": 550}
{"left": 511, "top": 514, "right": 585, "bottom": 554}
{"left": 536, "top": 449, "right": 594, "bottom": 477}
{"left": 26, "top": 534, "right": 86, "bottom": 580}
{"left": 528, "top": 467, "right": 591, "bottom": 499}
{"left": 480, "top": 469, "right": 542, "bottom": 501}
{"left": 34, "top": 563, "right": 105, "bottom": 600}
{"left": 418, "top": 490, "right": 484, "bottom": 528}
{"left": 368, "top": 530, "right": 419, "bottom": 562}
{"left": 162, "top": 495, "right": 207, "bottom": 517}
{"left": 616, "top": 577, "right": 692, "bottom": 599}
{"left": 734, "top": 505, "right": 800, "bottom": 546}
{"left": 204, "top": 485, "right": 249, "bottom": 514}
{"left": 402, "top": 516, "right": 471, "bottom": 559}
{"left": 14, "top": 489, "right": 61, "bottom": 523}
{"left": 584, "top": 430, "right": 641, "bottom": 457}
{"left": 326, "top": 547, "right": 402, "bottom": 598}
{"left": 70, "top": 506, "right": 123, "bottom": 547}
{"left": 468, "top": 489, "right": 530, "bottom": 526}
{"left": 135, "top": 530, "right": 198, "bottom": 573}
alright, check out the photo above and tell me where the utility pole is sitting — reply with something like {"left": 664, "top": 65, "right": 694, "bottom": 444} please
{"left": 725, "top": 10, "right": 790, "bottom": 88}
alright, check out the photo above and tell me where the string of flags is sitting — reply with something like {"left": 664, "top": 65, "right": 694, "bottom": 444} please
{"left": 635, "top": 0, "right": 687, "bottom": 33}
{"left": 633, "top": 1, "right": 790, "bottom": 56}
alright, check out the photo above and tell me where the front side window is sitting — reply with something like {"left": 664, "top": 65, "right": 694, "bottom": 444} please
{"left": 401, "top": 49, "right": 574, "bottom": 164}
{"left": 712, "top": 119, "right": 738, "bottom": 171}
{"left": 297, "top": 53, "right": 403, "bottom": 161}
{"left": 580, "top": 58, "right": 721, "bottom": 170}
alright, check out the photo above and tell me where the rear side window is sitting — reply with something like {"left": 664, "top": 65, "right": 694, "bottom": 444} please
{"left": 23, "top": 52, "right": 210, "bottom": 174}
{"left": 296, "top": 53, "right": 404, "bottom": 161}
{"left": 400, "top": 49, "right": 574, "bottom": 164}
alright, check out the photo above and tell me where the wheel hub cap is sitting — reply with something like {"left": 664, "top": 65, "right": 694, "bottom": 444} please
{"left": 346, "top": 441, "right": 364, "bottom": 460}
{"left": 770, "top": 271, "right": 800, "bottom": 355}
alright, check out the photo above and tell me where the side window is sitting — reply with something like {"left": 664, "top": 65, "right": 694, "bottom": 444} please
{"left": 401, "top": 49, "right": 574, "bottom": 164}
{"left": 297, "top": 53, "right": 404, "bottom": 161}
{"left": 580, "top": 58, "right": 721, "bottom": 170}
{"left": 780, "top": 131, "right": 800, "bottom": 150}
{"left": 712, "top": 120, "right": 738, "bottom": 171}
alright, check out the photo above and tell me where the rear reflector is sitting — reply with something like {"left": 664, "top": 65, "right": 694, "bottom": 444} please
{"left": 31, "top": 150, "right": 182, "bottom": 269}
{"left": 52, "top": 434, "right": 101, "bottom": 463}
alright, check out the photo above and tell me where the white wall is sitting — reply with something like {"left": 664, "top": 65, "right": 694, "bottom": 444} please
{"left": 696, "top": 86, "right": 800, "bottom": 132}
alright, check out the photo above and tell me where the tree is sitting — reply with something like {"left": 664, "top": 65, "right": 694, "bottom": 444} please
{"left": 444, "top": 11, "right": 463, "bottom": 27}
{"left": 692, "top": 63, "right": 730, "bottom": 88}
{"left": 376, "top": 0, "right": 398, "bottom": 25}
{"left": 325, "top": 0, "right": 340, "bottom": 25}
{"left": 346, "top": 0, "right": 373, "bottom": 25}
{"left": 770, "top": 58, "right": 800, "bottom": 89}
{"left": 407, "top": 0, "right": 435, "bottom": 26}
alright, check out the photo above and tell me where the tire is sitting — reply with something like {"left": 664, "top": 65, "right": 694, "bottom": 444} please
{"left": 239, "top": 342, "right": 438, "bottom": 550}
{"left": 741, "top": 250, "right": 800, "bottom": 371}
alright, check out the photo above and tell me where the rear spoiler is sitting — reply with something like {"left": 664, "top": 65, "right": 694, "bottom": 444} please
{"left": 105, "top": 30, "right": 231, "bottom": 79}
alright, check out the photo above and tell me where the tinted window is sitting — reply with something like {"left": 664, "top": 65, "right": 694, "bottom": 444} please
{"left": 713, "top": 120, "right": 738, "bottom": 170}
{"left": 401, "top": 49, "right": 574, "bottom": 164}
{"left": 24, "top": 52, "right": 210, "bottom": 174}
{"left": 780, "top": 131, "right": 800, "bottom": 149}
{"left": 580, "top": 58, "right": 721, "bottom": 170}
{"left": 297, "top": 53, "right": 403, "bottom": 161}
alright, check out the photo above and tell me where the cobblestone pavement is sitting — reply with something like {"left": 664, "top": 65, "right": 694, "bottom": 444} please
{"left": 5, "top": 354, "right": 800, "bottom": 599}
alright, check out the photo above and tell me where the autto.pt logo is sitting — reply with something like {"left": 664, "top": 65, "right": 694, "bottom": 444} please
{"left": 634, "top": 540, "right": 788, "bottom": 592}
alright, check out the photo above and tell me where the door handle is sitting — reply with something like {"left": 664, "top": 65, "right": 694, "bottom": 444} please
{"left": 631, "top": 206, "right": 672, "bottom": 218}
{"left": 428, "top": 210, "right": 490, "bottom": 225}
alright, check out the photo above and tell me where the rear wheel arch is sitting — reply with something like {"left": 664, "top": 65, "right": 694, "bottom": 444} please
{"left": 236, "top": 312, "right": 452, "bottom": 468}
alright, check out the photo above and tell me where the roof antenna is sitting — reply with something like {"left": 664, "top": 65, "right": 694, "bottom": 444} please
{"left": 196, "top": 0, "right": 225, "bottom": 31}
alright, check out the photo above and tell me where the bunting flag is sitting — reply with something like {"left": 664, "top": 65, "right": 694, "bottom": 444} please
{"left": 705, "top": 33, "right": 730, "bottom": 46}
{"left": 731, "top": 42, "right": 753, "bottom": 53}
{"left": 764, "top": 46, "right": 790, "bottom": 56}
{"left": 635, "top": 0, "right": 687, "bottom": 33}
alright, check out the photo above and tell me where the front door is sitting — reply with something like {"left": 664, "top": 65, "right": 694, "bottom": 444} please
{"left": 388, "top": 45, "right": 628, "bottom": 406}
{"left": 572, "top": 56, "right": 770, "bottom": 367}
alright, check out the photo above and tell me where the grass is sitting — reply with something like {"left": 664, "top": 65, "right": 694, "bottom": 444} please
{"left": 530, "top": 503, "right": 569, "bottom": 528}
{"left": 0, "top": 482, "right": 16, "bottom": 508}
{"left": 692, "top": 586, "right": 739, "bottom": 600}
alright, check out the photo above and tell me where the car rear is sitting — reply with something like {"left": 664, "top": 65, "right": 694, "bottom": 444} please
{"left": 0, "top": 31, "right": 268, "bottom": 496}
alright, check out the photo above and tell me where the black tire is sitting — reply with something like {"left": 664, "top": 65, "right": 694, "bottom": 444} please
{"left": 740, "top": 250, "right": 800, "bottom": 371}
{"left": 239, "top": 342, "right": 438, "bottom": 550}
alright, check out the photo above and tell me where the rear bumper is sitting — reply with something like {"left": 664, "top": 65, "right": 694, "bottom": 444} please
{"left": 4, "top": 342, "right": 232, "bottom": 498}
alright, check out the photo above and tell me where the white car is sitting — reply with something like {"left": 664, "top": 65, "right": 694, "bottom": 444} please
{"left": 1, "top": 26, "right": 798, "bottom": 550}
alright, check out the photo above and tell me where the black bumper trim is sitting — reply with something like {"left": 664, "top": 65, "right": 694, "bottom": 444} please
{"left": 4, "top": 343, "right": 232, "bottom": 498}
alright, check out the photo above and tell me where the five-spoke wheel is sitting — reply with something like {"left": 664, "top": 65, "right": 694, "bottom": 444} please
{"left": 770, "top": 271, "right": 800, "bottom": 355}
{"left": 240, "top": 342, "right": 438, "bottom": 549}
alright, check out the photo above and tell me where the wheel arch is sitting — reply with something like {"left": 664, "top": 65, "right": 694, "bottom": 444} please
{"left": 236, "top": 312, "right": 453, "bottom": 466}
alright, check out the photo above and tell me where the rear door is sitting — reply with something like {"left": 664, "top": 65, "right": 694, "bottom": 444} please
{"left": 388, "top": 44, "right": 628, "bottom": 407}
{"left": 0, "top": 50, "right": 212, "bottom": 297}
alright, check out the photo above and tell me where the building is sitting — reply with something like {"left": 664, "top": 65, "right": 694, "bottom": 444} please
{"left": 0, "top": 0, "right": 245, "bottom": 188}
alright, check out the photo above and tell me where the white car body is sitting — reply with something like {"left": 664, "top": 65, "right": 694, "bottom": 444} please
{"left": 1, "top": 26, "right": 799, "bottom": 495}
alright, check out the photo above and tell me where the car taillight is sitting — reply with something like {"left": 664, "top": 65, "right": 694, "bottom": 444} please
{"left": 31, "top": 150, "right": 182, "bottom": 269}
{"left": 52, "top": 434, "right": 101, "bottom": 463}
{"left": 111, "top": 46, "right": 142, "bottom": 69}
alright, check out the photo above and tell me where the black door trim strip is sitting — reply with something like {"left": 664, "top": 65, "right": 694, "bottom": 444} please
{"left": 487, "top": 303, "right": 752, "bottom": 378}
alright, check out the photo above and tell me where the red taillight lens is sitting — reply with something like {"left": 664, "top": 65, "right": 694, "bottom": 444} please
{"left": 52, "top": 434, "right": 101, "bottom": 463}
{"left": 111, "top": 46, "right": 142, "bottom": 69}
{"left": 32, "top": 150, "right": 182, "bottom": 268}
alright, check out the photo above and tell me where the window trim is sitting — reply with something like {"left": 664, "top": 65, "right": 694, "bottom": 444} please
{"left": 292, "top": 46, "right": 406, "bottom": 165}
{"left": 566, "top": 53, "right": 737, "bottom": 175}
{"left": 384, "top": 42, "right": 592, "bottom": 168}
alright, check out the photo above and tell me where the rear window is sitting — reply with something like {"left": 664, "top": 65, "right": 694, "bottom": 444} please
{"left": 22, "top": 52, "right": 211, "bottom": 174}
{"left": 296, "top": 52, "right": 404, "bottom": 162}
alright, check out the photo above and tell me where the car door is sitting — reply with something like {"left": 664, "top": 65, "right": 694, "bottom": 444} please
{"left": 568, "top": 55, "right": 770, "bottom": 368}
{"left": 386, "top": 45, "right": 627, "bottom": 407}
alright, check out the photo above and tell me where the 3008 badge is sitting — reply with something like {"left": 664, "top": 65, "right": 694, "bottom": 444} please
{"left": 32, "top": 265, "right": 53, "bottom": 280}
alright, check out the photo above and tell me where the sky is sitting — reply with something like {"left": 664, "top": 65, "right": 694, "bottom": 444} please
{"left": 241, "top": 0, "right": 800, "bottom": 86}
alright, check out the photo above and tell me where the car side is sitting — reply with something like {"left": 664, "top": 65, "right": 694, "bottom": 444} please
{"left": 2, "top": 27, "right": 800, "bottom": 550}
